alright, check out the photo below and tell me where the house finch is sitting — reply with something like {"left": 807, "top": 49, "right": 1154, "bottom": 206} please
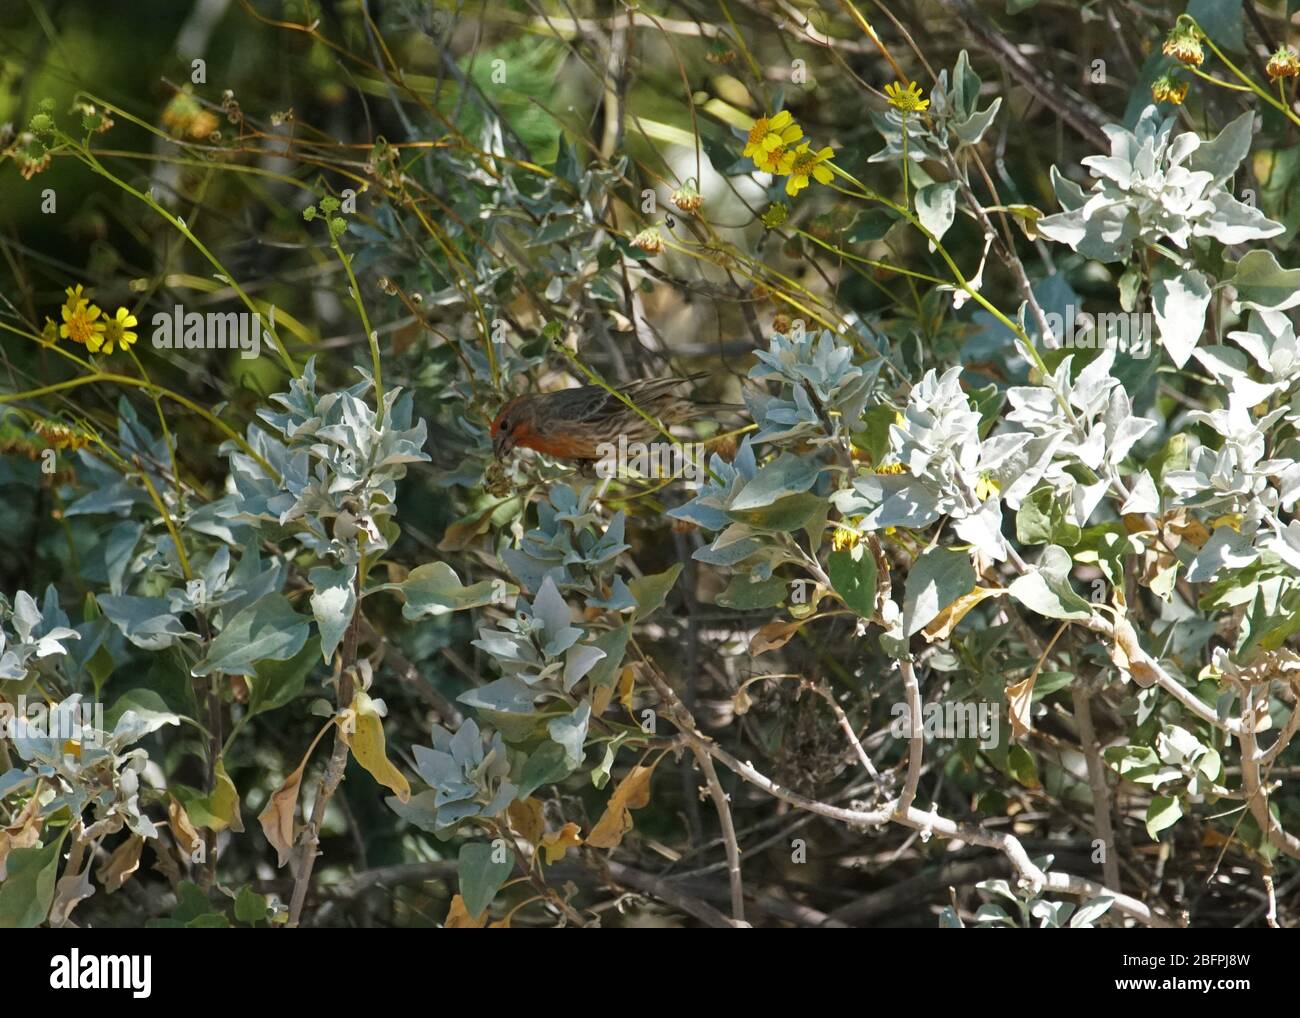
{"left": 491, "top": 374, "right": 738, "bottom": 461}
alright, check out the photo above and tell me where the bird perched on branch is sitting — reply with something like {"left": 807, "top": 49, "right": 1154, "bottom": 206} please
{"left": 491, "top": 374, "right": 739, "bottom": 462}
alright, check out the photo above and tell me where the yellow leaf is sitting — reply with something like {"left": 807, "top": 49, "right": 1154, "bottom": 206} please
{"left": 616, "top": 666, "right": 636, "bottom": 711}
{"left": 445, "top": 893, "right": 487, "bottom": 928}
{"left": 750, "top": 619, "right": 802, "bottom": 655}
{"left": 0, "top": 795, "right": 43, "bottom": 880}
{"left": 507, "top": 798, "right": 545, "bottom": 846}
{"left": 168, "top": 796, "right": 202, "bottom": 859}
{"left": 541, "top": 822, "right": 582, "bottom": 864}
{"left": 205, "top": 756, "right": 245, "bottom": 833}
{"left": 97, "top": 835, "right": 144, "bottom": 894}
{"left": 923, "top": 586, "right": 1004, "bottom": 642}
{"left": 341, "top": 694, "right": 411, "bottom": 802}
{"left": 258, "top": 759, "right": 306, "bottom": 868}
{"left": 1006, "top": 674, "right": 1035, "bottom": 741}
{"left": 587, "top": 762, "right": 659, "bottom": 850}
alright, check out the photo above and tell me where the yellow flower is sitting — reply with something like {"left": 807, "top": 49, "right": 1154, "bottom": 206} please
{"left": 632, "top": 227, "right": 664, "bottom": 254}
{"left": 39, "top": 316, "right": 59, "bottom": 345}
{"left": 885, "top": 81, "right": 929, "bottom": 113}
{"left": 785, "top": 143, "right": 835, "bottom": 196}
{"left": 1162, "top": 22, "right": 1204, "bottom": 68}
{"left": 1267, "top": 46, "right": 1300, "bottom": 82}
{"left": 874, "top": 460, "right": 907, "bottom": 475}
{"left": 99, "top": 307, "right": 139, "bottom": 354}
{"left": 672, "top": 179, "right": 703, "bottom": 214}
{"left": 831, "top": 526, "right": 860, "bottom": 552}
{"left": 59, "top": 285, "right": 105, "bottom": 348}
{"left": 30, "top": 418, "right": 90, "bottom": 452}
{"left": 1151, "top": 74, "right": 1189, "bottom": 105}
{"left": 744, "top": 110, "right": 803, "bottom": 159}
{"left": 975, "top": 471, "right": 1001, "bottom": 501}
{"left": 754, "top": 143, "right": 795, "bottom": 175}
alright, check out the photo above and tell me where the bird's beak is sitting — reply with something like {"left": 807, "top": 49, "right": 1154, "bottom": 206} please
{"left": 493, "top": 431, "right": 513, "bottom": 459}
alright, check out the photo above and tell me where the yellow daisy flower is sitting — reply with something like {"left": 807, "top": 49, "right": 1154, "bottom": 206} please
{"left": 99, "top": 307, "right": 139, "bottom": 354}
{"left": 744, "top": 110, "right": 803, "bottom": 160}
{"left": 754, "top": 143, "right": 795, "bottom": 175}
{"left": 785, "top": 143, "right": 835, "bottom": 196}
{"left": 59, "top": 285, "right": 105, "bottom": 348}
{"left": 884, "top": 80, "right": 930, "bottom": 113}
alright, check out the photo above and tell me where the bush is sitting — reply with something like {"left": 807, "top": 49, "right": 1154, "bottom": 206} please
{"left": 1, "top": 0, "right": 1299, "bottom": 930}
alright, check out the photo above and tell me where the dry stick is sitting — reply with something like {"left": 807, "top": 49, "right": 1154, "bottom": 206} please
{"left": 644, "top": 648, "right": 1171, "bottom": 925}
{"left": 286, "top": 707, "right": 351, "bottom": 928}
{"left": 691, "top": 747, "right": 745, "bottom": 924}
{"left": 1234, "top": 677, "right": 1300, "bottom": 861}
{"left": 1072, "top": 682, "right": 1121, "bottom": 892}
{"left": 641, "top": 660, "right": 747, "bottom": 924}
{"left": 898, "top": 658, "right": 924, "bottom": 813}
{"left": 287, "top": 613, "right": 359, "bottom": 928}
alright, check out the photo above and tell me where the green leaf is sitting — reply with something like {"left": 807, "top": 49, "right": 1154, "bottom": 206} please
{"left": 716, "top": 574, "right": 788, "bottom": 610}
{"left": 192, "top": 594, "right": 310, "bottom": 677}
{"left": 458, "top": 841, "right": 513, "bottom": 919}
{"left": 548, "top": 702, "right": 591, "bottom": 768}
{"left": 234, "top": 884, "right": 272, "bottom": 925}
{"left": 0, "top": 830, "right": 66, "bottom": 928}
{"left": 729, "top": 453, "right": 826, "bottom": 511}
{"left": 629, "top": 564, "right": 682, "bottom": 622}
{"left": 915, "top": 180, "right": 959, "bottom": 248}
{"left": 586, "top": 624, "right": 630, "bottom": 688}
{"left": 1008, "top": 545, "right": 1092, "bottom": 621}
{"left": 903, "top": 547, "right": 976, "bottom": 636}
{"left": 847, "top": 207, "right": 900, "bottom": 244}
{"left": 393, "top": 562, "right": 514, "bottom": 620}
{"left": 1228, "top": 249, "right": 1300, "bottom": 312}
{"left": 247, "top": 636, "right": 320, "bottom": 717}
{"left": 518, "top": 741, "right": 574, "bottom": 798}
{"left": 854, "top": 405, "right": 896, "bottom": 464}
{"left": 147, "top": 881, "right": 230, "bottom": 928}
{"left": 1007, "top": 745, "right": 1039, "bottom": 788}
{"left": 1016, "top": 486, "right": 1081, "bottom": 547}
{"left": 1146, "top": 795, "right": 1183, "bottom": 840}
{"left": 104, "top": 688, "right": 185, "bottom": 734}
{"left": 97, "top": 594, "right": 192, "bottom": 651}
{"left": 308, "top": 561, "right": 356, "bottom": 662}
{"left": 827, "top": 542, "right": 878, "bottom": 619}
{"left": 726, "top": 492, "right": 824, "bottom": 532}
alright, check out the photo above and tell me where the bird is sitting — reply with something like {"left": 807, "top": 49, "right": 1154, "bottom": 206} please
{"left": 491, "top": 373, "right": 739, "bottom": 462}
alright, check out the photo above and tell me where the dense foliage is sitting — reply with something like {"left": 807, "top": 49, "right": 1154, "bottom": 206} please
{"left": 3, "top": 0, "right": 1300, "bottom": 929}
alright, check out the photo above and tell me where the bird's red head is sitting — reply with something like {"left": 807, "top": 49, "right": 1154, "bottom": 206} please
{"left": 491, "top": 396, "right": 535, "bottom": 458}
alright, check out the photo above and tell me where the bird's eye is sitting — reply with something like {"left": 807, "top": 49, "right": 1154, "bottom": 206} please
{"left": 498, "top": 414, "right": 511, "bottom": 431}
